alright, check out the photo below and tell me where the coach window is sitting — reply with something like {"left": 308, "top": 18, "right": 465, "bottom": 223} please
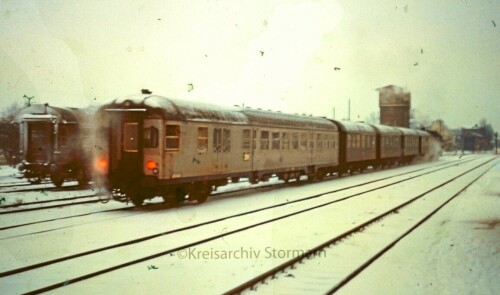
{"left": 308, "top": 133, "right": 314, "bottom": 150}
{"left": 252, "top": 130, "right": 257, "bottom": 150}
{"left": 260, "top": 131, "right": 269, "bottom": 150}
{"left": 316, "top": 134, "right": 323, "bottom": 151}
{"left": 165, "top": 124, "right": 180, "bottom": 151}
{"left": 213, "top": 128, "right": 222, "bottom": 152}
{"left": 60, "top": 125, "right": 77, "bottom": 148}
{"left": 124, "top": 123, "right": 139, "bottom": 152}
{"left": 223, "top": 129, "right": 231, "bottom": 152}
{"left": 282, "top": 132, "right": 289, "bottom": 150}
{"left": 242, "top": 129, "right": 251, "bottom": 149}
{"left": 272, "top": 132, "right": 280, "bottom": 150}
{"left": 197, "top": 127, "right": 208, "bottom": 152}
{"left": 143, "top": 126, "right": 159, "bottom": 148}
{"left": 300, "top": 133, "right": 307, "bottom": 150}
{"left": 292, "top": 133, "right": 299, "bottom": 150}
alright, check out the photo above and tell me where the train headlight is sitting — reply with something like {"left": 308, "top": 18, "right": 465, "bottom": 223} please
{"left": 145, "top": 160, "right": 157, "bottom": 170}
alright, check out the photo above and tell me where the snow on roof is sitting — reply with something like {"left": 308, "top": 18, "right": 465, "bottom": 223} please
{"left": 105, "top": 95, "right": 249, "bottom": 124}
{"left": 242, "top": 109, "right": 337, "bottom": 130}
{"left": 369, "top": 124, "right": 402, "bottom": 135}
{"left": 14, "top": 104, "right": 85, "bottom": 124}
{"left": 396, "top": 127, "right": 419, "bottom": 136}
{"left": 104, "top": 95, "right": 337, "bottom": 129}
{"left": 332, "top": 120, "right": 376, "bottom": 133}
{"left": 415, "top": 129, "right": 430, "bottom": 137}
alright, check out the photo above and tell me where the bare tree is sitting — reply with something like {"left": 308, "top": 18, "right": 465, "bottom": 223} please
{"left": 0, "top": 102, "right": 23, "bottom": 123}
{"left": 0, "top": 102, "right": 22, "bottom": 165}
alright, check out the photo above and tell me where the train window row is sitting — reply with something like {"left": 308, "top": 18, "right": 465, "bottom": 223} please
{"left": 382, "top": 136, "right": 400, "bottom": 147}
{"left": 406, "top": 136, "right": 418, "bottom": 147}
{"left": 148, "top": 125, "right": 337, "bottom": 153}
{"left": 249, "top": 129, "right": 336, "bottom": 151}
{"left": 347, "top": 134, "right": 375, "bottom": 149}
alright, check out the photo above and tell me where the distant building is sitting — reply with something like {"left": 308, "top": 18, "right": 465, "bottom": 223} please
{"left": 427, "top": 119, "right": 455, "bottom": 151}
{"left": 377, "top": 85, "right": 411, "bottom": 128}
{"left": 461, "top": 127, "right": 491, "bottom": 152}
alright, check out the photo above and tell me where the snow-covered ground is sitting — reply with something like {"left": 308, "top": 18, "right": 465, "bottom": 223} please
{"left": 339, "top": 157, "right": 500, "bottom": 295}
{"left": 0, "top": 154, "right": 498, "bottom": 294}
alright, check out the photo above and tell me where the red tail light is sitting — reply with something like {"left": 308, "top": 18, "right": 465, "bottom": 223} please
{"left": 95, "top": 158, "right": 108, "bottom": 174}
{"left": 145, "top": 160, "right": 157, "bottom": 170}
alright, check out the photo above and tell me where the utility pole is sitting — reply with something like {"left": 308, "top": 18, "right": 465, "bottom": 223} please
{"left": 347, "top": 98, "right": 351, "bottom": 121}
{"left": 495, "top": 132, "right": 498, "bottom": 155}
{"left": 332, "top": 107, "right": 335, "bottom": 119}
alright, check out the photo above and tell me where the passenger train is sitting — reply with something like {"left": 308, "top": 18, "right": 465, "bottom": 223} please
{"left": 14, "top": 103, "right": 92, "bottom": 187}
{"left": 93, "top": 92, "right": 437, "bottom": 206}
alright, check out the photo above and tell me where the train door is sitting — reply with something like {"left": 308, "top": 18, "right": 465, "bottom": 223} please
{"left": 308, "top": 131, "right": 314, "bottom": 165}
{"left": 26, "top": 121, "right": 52, "bottom": 164}
{"left": 213, "top": 127, "right": 231, "bottom": 173}
{"left": 107, "top": 113, "right": 144, "bottom": 186}
{"left": 143, "top": 119, "right": 162, "bottom": 176}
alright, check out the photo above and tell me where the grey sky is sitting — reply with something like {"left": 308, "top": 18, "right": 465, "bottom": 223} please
{"left": 0, "top": 0, "right": 498, "bottom": 131}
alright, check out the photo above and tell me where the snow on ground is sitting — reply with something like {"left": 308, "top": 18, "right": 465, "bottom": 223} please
{"left": 338, "top": 158, "right": 500, "bottom": 295}
{"left": 0, "top": 154, "right": 497, "bottom": 294}
{"left": 42, "top": 155, "right": 496, "bottom": 294}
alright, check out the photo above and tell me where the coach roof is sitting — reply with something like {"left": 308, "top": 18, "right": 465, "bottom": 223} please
{"left": 396, "top": 127, "right": 420, "bottom": 136}
{"left": 369, "top": 124, "right": 402, "bottom": 135}
{"left": 104, "top": 95, "right": 337, "bottom": 129}
{"left": 14, "top": 104, "right": 86, "bottom": 124}
{"left": 242, "top": 109, "right": 337, "bottom": 130}
{"left": 106, "top": 95, "right": 249, "bottom": 124}
{"left": 331, "top": 120, "right": 376, "bottom": 133}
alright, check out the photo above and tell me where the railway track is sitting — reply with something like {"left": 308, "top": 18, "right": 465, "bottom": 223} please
{"left": 0, "top": 157, "right": 469, "bottom": 233}
{"left": 0, "top": 157, "right": 474, "bottom": 237}
{"left": 0, "top": 182, "right": 81, "bottom": 194}
{"left": 0, "top": 156, "right": 491, "bottom": 294}
{"left": 225, "top": 157, "right": 498, "bottom": 294}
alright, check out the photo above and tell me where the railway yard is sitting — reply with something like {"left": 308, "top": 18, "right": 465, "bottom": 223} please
{"left": 0, "top": 153, "right": 498, "bottom": 294}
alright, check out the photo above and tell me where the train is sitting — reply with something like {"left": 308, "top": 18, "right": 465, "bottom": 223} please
{"left": 93, "top": 92, "right": 438, "bottom": 206}
{"left": 13, "top": 103, "right": 92, "bottom": 187}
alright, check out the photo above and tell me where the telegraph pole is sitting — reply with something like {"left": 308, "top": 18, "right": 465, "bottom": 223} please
{"left": 495, "top": 132, "right": 498, "bottom": 155}
{"left": 347, "top": 98, "right": 351, "bottom": 121}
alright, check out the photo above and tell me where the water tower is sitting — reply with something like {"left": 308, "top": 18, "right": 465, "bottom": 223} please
{"left": 377, "top": 85, "right": 411, "bottom": 128}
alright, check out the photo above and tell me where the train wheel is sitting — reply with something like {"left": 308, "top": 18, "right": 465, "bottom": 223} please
{"left": 230, "top": 177, "right": 240, "bottom": 183}
{"left": 123, "top": 185, "right": 143, "bottom": 206}
{"left": 50, "top": 174, "right": 64, "bottom": 188}
{"left": 192, "top": 192, "right": 209, "bottom": 204}
{"left": 249, "top": 174, "right": 259, "bottom": 184}
{"left": 29, "top": 177, "right": 43, "bottom": 184}
{"left": 130, "top": 195, "right": 144, "bottom": 206}
{"left": 77, "top": 168, "right": 89, "bottom": 188}
{"left": 316, "top": 171, "right": 325, "bottom": 181}
{"left": 164, "top": 189, "right": 185, "bottom": 207}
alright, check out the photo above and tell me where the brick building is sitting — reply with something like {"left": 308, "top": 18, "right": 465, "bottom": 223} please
{"left": 377, "top": 85, "right": 411, "bottom": 128}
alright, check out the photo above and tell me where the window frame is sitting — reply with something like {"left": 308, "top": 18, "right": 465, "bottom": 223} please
{"left": 165, "top": 124, "right": 180, "bottom": 152}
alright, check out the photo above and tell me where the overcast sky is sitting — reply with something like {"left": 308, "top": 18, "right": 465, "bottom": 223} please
{"left": 0, "top": 0, "right": 498, "bottom": 131}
